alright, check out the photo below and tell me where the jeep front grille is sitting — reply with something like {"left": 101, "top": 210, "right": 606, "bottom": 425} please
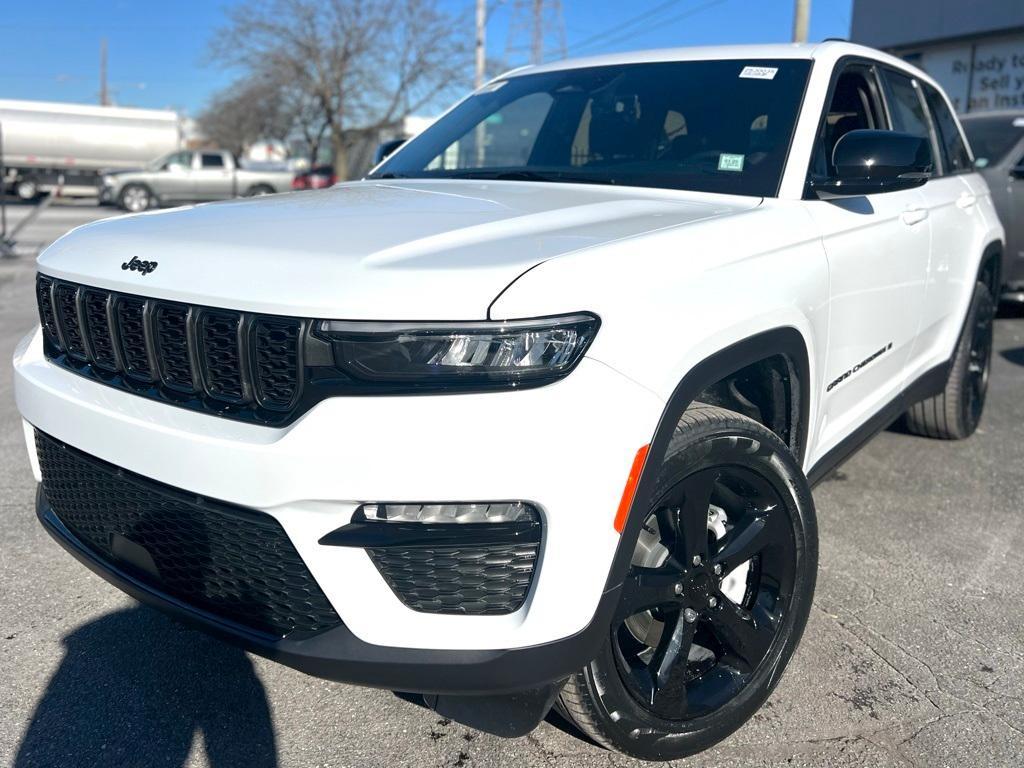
{"left": 37, "top": 274, "right": 306, "bottom": 424}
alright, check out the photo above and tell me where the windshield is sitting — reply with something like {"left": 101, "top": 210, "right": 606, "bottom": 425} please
{"left": 371, "top": 59, "right": 811, "bottom": 197}
{"left": 962, "top": 116, "right": 1024, "bottom": 167}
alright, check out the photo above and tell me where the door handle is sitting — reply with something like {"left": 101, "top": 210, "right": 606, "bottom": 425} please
{"left": 900, "top": 207, "right": 929, "bottom": 226}
{"left": 956, "top": 193, "right": 977, "bottom": 209}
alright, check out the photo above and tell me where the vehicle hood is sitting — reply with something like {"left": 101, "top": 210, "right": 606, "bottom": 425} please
{"left": 38, "top": 179, "right": 760, "bottom": 319}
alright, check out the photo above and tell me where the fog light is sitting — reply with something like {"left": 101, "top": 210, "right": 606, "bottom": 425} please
{"left": 360, "top": 501, "right": 538, "bottom": 524}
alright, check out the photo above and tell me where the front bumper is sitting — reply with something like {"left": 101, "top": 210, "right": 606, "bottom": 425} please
{"left": 37, "top": 485, "right": 622, "bottom": 695}
{"left": 15, "top": 325, "right": 663, "bottom": 689}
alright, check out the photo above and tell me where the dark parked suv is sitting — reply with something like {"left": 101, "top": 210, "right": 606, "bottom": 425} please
{"left": 961, "top": 111, "right": 1024, "bottom": 302}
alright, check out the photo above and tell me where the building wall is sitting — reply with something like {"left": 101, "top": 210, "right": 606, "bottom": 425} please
{"left": 851, "top": 0, "right": 1024, "bottom": 113}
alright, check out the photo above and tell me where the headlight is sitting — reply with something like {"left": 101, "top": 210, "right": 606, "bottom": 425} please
{"left": 317, "top": 312, "right": 599, "bottom": 389}
{"left": 102, "top": 175, "right": 116, "bottom": 187}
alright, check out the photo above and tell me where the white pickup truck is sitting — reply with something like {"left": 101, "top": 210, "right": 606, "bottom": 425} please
{"left": 15, "top": 41, "right": 1003, "bottom": 761}
{"left": 99, "top": 149, "right": 295, "bottom": 211}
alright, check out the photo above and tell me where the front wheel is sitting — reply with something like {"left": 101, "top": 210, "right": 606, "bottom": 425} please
{"left": 119, "top": 184, "right": 153, "bottom": 213}
{"left": 558, "top": 405, "right": 818, "bottom": 761}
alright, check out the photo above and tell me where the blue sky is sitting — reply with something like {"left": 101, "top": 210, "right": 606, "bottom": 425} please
{"left": 0, "top": 0, "right": 853, "bottom": 116}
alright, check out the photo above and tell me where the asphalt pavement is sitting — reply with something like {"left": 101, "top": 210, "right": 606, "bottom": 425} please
{"left": 1, "top": 202, "right": 1022, "bottom": 767}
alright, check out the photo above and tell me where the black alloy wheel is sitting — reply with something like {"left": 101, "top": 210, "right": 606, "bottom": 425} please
{"left": 964, "top": 291, "right": 993, "bottom": 431}
{"left": 904, "top": 280, "right": 994, "bottom": 440}
{"left": 557, "top": 405, "right": 817, "bottom": 761}
{"left": 612, "top": 466, "right": 795, "bottom": 721}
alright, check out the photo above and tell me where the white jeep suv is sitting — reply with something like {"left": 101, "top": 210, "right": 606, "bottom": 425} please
{"left": 14, "top": 42, "right": 1003, "bottom": 760}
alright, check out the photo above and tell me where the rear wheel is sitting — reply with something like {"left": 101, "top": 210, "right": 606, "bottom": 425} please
{"left": 558, "top": 405, "right": 817, "bottom": 761}
{"left": 903, "top": 281, "right": 994, "bottom": 440}
{"left": 244, "top": 184, "right": 275, "bottom": 197}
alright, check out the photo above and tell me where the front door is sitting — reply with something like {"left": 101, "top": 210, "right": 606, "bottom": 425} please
{"left": 804, "top": 63, "right": 932, "bottom": 458}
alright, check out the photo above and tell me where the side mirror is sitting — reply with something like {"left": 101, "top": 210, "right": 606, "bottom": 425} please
{"left": 166, "top": 163, "right": 186, "bottom": 173}
{"left": 1010, "top": 165, "right": 1024, "bottom": 180}
{"left": 813, "top": 129, "right": 933, "bottom": 197}
{"left": 374, "top": 138, "right": 406, "bottom": 165}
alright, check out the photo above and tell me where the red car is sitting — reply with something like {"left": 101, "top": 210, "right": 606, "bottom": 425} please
{"left": 291, "top": 166, "right": 336, "bottom": 190}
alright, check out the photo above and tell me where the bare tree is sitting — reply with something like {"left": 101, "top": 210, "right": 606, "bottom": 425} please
{"left": 198, "top": 74, "right": 296, "bottom": 156}
{"left": 208, "top": 0, "right": 470, "bottom": 178}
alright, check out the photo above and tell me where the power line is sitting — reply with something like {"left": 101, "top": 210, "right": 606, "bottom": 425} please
{"left": 572, "top": 0, "right": 727, "bottom": 55}
{"left": 567, "top": 0, "right": 688, "bottom": 54}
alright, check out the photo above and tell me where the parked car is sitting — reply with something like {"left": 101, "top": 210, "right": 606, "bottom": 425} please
{"left": 16, "top": 42, "right": 1002, "bottom": 761}
{"left": 960, "top": 111, "right": 1024, "bottom": 303}
{"left": 99, "top": 150, "right": 294, "bottom": 212}
{"left": 291, "top": 165, "right": 336, "bottom": 190}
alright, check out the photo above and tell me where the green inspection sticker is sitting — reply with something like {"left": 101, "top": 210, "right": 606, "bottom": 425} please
{"left": 718, "top": 153, "right": 745, "bottom": 172}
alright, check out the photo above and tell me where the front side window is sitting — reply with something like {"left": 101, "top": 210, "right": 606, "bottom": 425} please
{"left": 922, "top": 83, "right": 972, "bottom": 174}
{"left": 809, "top": 65, "right": 886, "bottom": 179}
{"left": 372, "top": 59, "right": 812, "bottom": 197}
{"left": 160, "top": 151, "right": 193, "bottom": 171}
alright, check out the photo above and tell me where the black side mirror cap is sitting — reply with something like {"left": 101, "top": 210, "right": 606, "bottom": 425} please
{"left": 1010, "top": 165, "right": 1024, "bottom": 179}
{"left": 811, "top": 129, "right": 933, "bottom": 197}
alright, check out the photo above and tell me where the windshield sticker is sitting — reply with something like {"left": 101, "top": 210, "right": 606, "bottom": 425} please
{"left": 718, "top": 153, "right": 745, "bottom": 172}
{"left": 740, "top": 66, "right": 778, "bottom": 80}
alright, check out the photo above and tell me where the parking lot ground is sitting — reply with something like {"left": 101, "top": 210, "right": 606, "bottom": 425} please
{"left": 1, "top": 204, "right": 1022, "bottom": 767}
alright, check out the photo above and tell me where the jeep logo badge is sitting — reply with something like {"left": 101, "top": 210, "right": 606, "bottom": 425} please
{"left": 122, "top": 256, "right": 158, "bottom": 275}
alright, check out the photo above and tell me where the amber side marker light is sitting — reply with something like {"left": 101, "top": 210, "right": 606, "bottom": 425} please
{"left": 614, "top": 444, "right": 650, "bottom": 533}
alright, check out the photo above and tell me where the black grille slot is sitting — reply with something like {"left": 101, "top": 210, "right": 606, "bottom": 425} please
{"left": 253, "top": 318, "right": 302, "bottom": 408}
{"left": 154, "top": 304, "right": 194, "bottom": 391}
{"left": 367, "top": 542, "right": 539, "bottom": 615}
{"left": 116, "top": 297, "right": 153, "bottom": 379}
{"left": 82, "top": 289, "right": 118, "bottom": 371}
{"left": 200, "top": 311, "right": 246, "bottom": 402}
{"left": 36, "top": 275, "right": 60, "bottom": 347}
{"left": 36, "top": 432, "right": 342, "bottom": 638}
{"left": 54, "top": 283, "right": 87, "bottom": 360}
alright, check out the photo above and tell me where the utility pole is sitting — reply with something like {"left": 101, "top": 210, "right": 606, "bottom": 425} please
{"left": 475, "top": 0, "right": 487, "bottom": 88}
{"left": 792, "top": 0, "right": 810, "bottom": 43}
{"left": 505, "top": 0, "right": 566, "bottom": 68}
{"left": 99, "top": 38, "right": 110, "bottom": 106}
{"left": 474, "top": 0, "right": 488, "bottom": 166}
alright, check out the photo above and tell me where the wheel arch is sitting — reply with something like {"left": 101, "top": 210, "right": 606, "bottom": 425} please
{"left": 602, "top": 326, "right": 811, "bottom": 595}
{"left": 977, "top": 239, "right": 1002, "bottom": 297}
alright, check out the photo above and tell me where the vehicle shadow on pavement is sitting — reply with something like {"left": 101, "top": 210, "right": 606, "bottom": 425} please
{"left": 1000, "top": 346, "right": 1024, "bottom": 367}
{"left": 13, "top": 606, "right": 277, "bottom": 768}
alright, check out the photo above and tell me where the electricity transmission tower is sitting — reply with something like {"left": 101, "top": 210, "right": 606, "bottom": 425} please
{"left": 504, "top": 0, "right": 567, "bottom": 67}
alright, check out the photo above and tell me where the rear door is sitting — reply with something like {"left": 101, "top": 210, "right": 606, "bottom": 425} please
{"left": 191, "top": 152, "right": 235, "bottom": 200}
{"left": 884, "top": 70, "right": 978, "bottom": 374}
{"left": 804, "top": 62, "right": 931, "bottom": 452}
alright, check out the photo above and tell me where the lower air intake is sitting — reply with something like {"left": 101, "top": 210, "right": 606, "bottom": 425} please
{"left": 35, "top": 432, "right": 341, "bottom": 638}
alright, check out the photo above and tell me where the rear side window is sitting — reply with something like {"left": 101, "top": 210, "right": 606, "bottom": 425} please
{"left": 201, "top": 153, "right": 226, "bottom": 169}
{"left": 923, "top": 84, "right": 972, "bottom": 173}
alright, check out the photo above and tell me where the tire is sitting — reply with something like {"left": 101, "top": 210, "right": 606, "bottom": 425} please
{"left": 119, "top": 184, "right": 153, "bottom": 213}
{"left": 903, "top": 281, "right": 994, "bottom": 440}
{"left": 558, "top": 404, "right": 818, "bottom": 761}
{"left": 244, "top": 184, "right": 275, "bottom": 197}
{"left": 15, "top": 178, "right": 39, "bottom": 202}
